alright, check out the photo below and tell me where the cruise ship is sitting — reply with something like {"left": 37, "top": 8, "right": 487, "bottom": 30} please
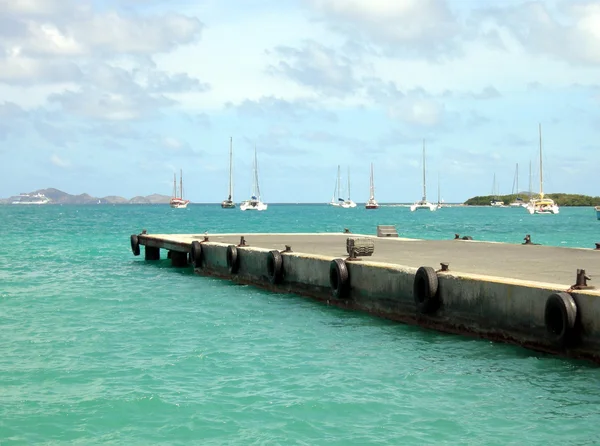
{"left": 12, "top": 193, "right": 51, "bottom": 205}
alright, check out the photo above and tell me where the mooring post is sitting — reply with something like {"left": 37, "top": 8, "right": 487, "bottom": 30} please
{"left": 440, "top": 262, "right": 449, "bottom": 272}
{"left": 145, "top": 246, "right": 160, "bottom": 261}
{"left": 171, "top": 251, "right": 188, "bottom": 267}
{"left": 575, "top": 269, "right": 591, "bottom": 288}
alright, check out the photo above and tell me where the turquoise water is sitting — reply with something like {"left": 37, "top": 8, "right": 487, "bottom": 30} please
{"left": 1, "top": 205, "right": 600, "bottom": 445}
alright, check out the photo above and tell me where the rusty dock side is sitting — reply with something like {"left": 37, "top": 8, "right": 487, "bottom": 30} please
{"left": 129, "top": 231, "right": 600, "bottom": 364}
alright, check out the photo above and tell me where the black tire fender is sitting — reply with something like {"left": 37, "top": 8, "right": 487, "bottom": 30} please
{"left": 130, "top": 234, "right": 140, "bottom": 256}
{"left": 190, "top": 241, "right": 203, "bottom": 268}
{"left": 544, "top": 292, "right": 578, "bottom": 347}
{"left": 267, "top": 250, "right": 283, "bottom": 284}
{"left": 329, "top": 258, "right": 350, "bottom": 299}
{"left": 227, "top": 245, "right": 239, "bottom": 274}
{"left": 413, "top": 266, "right": 440, "bottom": 314}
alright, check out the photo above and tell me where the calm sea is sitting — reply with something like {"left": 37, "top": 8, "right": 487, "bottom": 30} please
{"left": 1, "top": 204, "right": 599, "bottom": 445}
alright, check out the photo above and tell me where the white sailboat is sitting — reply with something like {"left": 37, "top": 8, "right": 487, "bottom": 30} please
{"left": 343, "top": 167, "right": 357, "bottom": 208}
{"left": 365, "top": 163, "right": 379, "bottom": 209}
{"left": 221, "top": 137, "right": 235, "bottom": 209}
{"left": 329, "top": 165, "right": 344, "bottom": 207}
{"left": 436, "top": 173, "right": 443, "bottom": 209}
{"left": 489, "top": 173, "right": 505, "bottom": 207}
{"left": 240, "top": 146, "right": 267, "bottom": 211}
{"left": 525, "top": 124, "right": 559, "bottom": 215}
{"left": 509, "top": 163, "right": 525, "bottom": 207}
{"left": 410, "top": 140, "right": 437, "bottom": 212}
{"left": 169, "top": 169, "right": 190, "bottom": 209}
{"left": 328, "top": 166, "right": 355, "bottom": 208}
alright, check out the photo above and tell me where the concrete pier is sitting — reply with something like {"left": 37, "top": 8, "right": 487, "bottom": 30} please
{"left": 130, "top": 231, "right": 600, "bottom": 364}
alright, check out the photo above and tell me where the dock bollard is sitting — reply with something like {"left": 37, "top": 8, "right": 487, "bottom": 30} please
{"left": 439, "top": 262, "right": 449, "bottom": 272}
{"left": 238, "top": 236, "right": 247, "bottom": 247}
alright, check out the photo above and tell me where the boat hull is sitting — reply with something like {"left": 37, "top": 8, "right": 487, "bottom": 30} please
{"left": 170, "top": 199, "right": 189, "bottom": 209}
{"left": 410, "top": 202, "right": 437, "bottom": 212}
{"left": 240, "top": 201, "right": 267, "bottom": 211}
{"left": 596, "top": 206, "right": 600, "bottom": 220}
{"left": 221, "top": 200, "right": 235, "bottom": 209}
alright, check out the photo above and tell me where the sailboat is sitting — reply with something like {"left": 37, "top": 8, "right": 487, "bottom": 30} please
{"left": 490, "top": 173, "right": 505, "bottom": 207}
{"left": 329, "top": 165, "right": 344, "bottom": 207}
{"left": 240, "top": 146, "right": 267, "bottom": 211}
{"left": 343, "top": 167, "right": 357, "bottom": 208}
{"left": 365, "top": 163, "right": 379, "bottom": 209}
{"left": 169, "top": 169, "right": 190, "bottom": 209}
{"left": 525, "top": 124, "right": 559, "bottom": 215}
{"left": 410, "top": 140, "right": 437, "bottom": 211}
{"left": 328, "top": 166, "right": 356, "bottom": 208}
{"left": 509, "top": 163, "right": 524, "bottom": 207}
{"left": 436, "top": 173, "right": 443, "bottom": 209}
{"left": 221, "top": 137, "right": 235, "bottom": 208}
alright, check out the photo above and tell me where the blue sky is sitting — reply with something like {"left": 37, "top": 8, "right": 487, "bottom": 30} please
{"left": 0, "top": 0, "right": 599, "bottom": 203}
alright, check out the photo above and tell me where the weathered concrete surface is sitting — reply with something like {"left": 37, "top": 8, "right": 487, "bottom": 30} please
{"left": 139, "top": 232, "right": 600, "bottom": 288}
{"left": 134, "top": 232, "right": 600, "bottom": 364}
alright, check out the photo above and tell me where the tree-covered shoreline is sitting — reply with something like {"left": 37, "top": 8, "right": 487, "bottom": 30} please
{"left": 464, "top": 193, "right": 600, "bottom": 206}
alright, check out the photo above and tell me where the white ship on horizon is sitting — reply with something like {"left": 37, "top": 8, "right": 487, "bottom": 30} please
{"left": 12, "top": 193, "right": 51, "bottom": 205}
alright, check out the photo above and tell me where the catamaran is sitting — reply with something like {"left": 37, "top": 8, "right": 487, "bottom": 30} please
{"left": 240, "top": 146, "right": 267, "bottom": 211}
{"left": 365, "top": 163, "right": 379, "bottom": 209}
{"left": 221, "top": 137, "right": 235, "bottom": 209}
{"left": 410, "top": 140, "right": 437, "bottom": 212}
{"left": 525, "top": 123, "right": 559, "bottom": 215}
{"left": 329, "top": 166, "right": 356, "bottom": 208}
{"left": 169, "top": 169, "right": 190, "bottom": 209}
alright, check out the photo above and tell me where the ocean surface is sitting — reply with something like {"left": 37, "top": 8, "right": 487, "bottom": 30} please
{"left": 1, "top": 204, "right": 600, "bottom": 445}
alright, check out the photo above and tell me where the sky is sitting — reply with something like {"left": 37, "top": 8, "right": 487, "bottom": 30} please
{"left": 0, "top": 0, "right": 599, "bottom": 203}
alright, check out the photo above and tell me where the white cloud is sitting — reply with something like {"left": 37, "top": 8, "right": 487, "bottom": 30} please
{"left": 50, "top": 153, "right": 70, "bottom": 168}
{"left": 307, "top": 0, "right": 461, "bottom": 58}
{"left": 484, "top": 0, "right": 600, "bottom": 65}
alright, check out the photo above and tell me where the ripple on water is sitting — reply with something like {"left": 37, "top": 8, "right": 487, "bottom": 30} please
{"left": 1, "top": 205, "right": 600, "bottom": 444}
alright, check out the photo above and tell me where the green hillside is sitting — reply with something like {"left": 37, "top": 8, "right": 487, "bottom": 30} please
{"left": 464, "top": 193, "right": 600, "bottom": 206}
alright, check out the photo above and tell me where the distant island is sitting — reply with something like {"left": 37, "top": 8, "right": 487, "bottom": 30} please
{"left": 0, "top": 188, "right": 172, "bottom": 205}
{"left": 464, "top": 193, "right": 600, "bottom": 207}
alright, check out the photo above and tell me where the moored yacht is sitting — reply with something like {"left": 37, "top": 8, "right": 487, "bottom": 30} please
{"left": 410, "top": 140, "right": 437, "bottom": 212}
{"left": 525, "top": 124, "right": 559, "bottom": 215}
{"left": 240, "top": 146, "right": 267, "bottom": 211}
{"left": 170, "top": 170, "right": 190, "bottom": 209}
{"left": 365, "top": 163, "right": 379, "bottom": 209}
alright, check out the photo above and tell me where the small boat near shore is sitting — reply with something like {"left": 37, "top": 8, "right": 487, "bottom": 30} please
{"left": 596, "top": 206, "right": 600, "bottom": 220}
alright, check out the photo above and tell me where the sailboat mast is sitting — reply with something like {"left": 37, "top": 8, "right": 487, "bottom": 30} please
{"left": 539, "top": 123, "right": 544, "bottom": 198}
{"left": 370, "top": 163, "right": 374, "bottom": 199}
{"left": 516, "top": 163, "right": 519, "bottom": 196}
{"left": 337, "top": 165, "right": 341, "bottom": 200}
{"left": 173, "top": 173, "right": 176, "bottom": 198}
{"left": 254, "top": 145, "right": 261, "bottom": 199}
{"left": 437, "top": 172, "right": 440, "bottom": 204}
{"left": 529, "top": 160, "right": 532, "bottom": 198}
{"left": 228, "top": 137, "right": 234, "bottom": 200}
{"left": 422, "top": 140, "right": 427, "bottom": 201}
{"left": 180, "top": 169, "right": 183, "bottom": 199}
{"left": 347, "top": 167, "right": 351, "bottom": 199}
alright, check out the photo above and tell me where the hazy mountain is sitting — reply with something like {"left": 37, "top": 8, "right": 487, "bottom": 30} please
{"left": 0, "top": 188, "right": 172, "bottom": 204}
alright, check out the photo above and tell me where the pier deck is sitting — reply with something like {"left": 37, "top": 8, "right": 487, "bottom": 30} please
{"left": 139, "top": 232, "right": 600, "bottom": 288}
